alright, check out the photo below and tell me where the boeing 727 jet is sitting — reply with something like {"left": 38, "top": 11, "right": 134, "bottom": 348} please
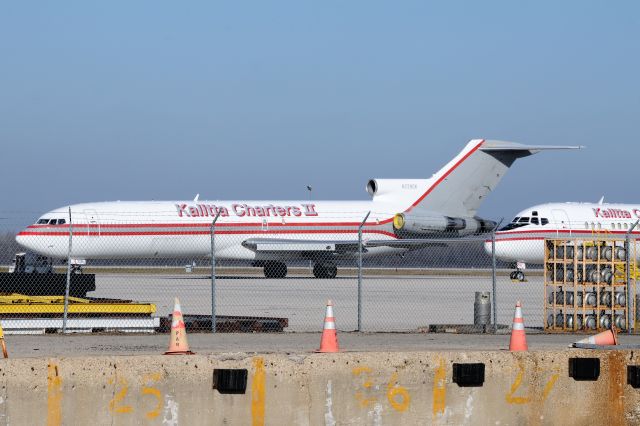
{"left": 16, "top": 139, "right": 578, "bottom": 278}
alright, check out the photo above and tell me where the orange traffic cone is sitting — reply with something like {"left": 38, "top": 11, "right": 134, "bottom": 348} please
{"left": 0, "top": 322, "right": 7, "bottom": 358}
{"left": 164, "top": 298, "right": 194, "bottom": 355}
{"left": 573, "top": 326, "right": 618, "bottom": 346}
{"left": 509, "top": 301, "right": 528, "bottom": 351}
{"left": 316, "top": 300, "right": 339, "bottom": 353}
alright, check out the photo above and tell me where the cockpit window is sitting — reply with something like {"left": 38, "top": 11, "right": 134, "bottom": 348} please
{"left": 499, "top": 215, "right": 550, "bottom": 231}
{"left": 37, "top": 219, "right": 49, "bottom": 224}
{"left": 58, "top": 219, "right": 66, "bottom": 225}
{"left": 49, "top": 219, "right": 58, "bottom": 225}
{"left": 500, "top": 217, "right": 528, "bottom": 231}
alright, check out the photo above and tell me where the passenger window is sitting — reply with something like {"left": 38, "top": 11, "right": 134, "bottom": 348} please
{"left": 597, "top": 223, "right": 602, "bottom": 230}
{"left": 611, "top": 223, "right": 616, "bottom": 230}
{"left": 541, "top": 218, "right": 549, "bottom": 226}
{"left": 624, "top": 223, "right": 629, "bottom": 229}
{"left": 591, "top": 222, "right": 595, "bottom": 229}
{"left": 618, "top": 223, "right": 622, "bottom": 230}
{"left": 584, "top": 222, "right": 589, "bottom": 229}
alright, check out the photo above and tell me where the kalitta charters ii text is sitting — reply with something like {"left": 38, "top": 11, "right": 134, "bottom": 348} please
{"left": 175, "top": 203, "right": 319, "bottom": 218}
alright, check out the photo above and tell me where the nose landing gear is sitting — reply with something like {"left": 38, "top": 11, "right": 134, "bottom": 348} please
{"left": 510, "top": 270, "right": 526, "bottom": 282}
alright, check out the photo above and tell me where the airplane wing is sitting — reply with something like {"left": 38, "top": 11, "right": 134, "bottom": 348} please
{"left": 241, "top": 238, "right": 359, "bottom": 255}
{"left": 241, "top": 237, "right": 453, "bottom": 257}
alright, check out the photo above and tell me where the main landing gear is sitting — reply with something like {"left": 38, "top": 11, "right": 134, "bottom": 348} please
{"left": 260, "top": 261, "right": 338, "bottom": 279}
{"left": 263, "top": 261, "right": 288, "bottom": 279}
{"left": 313, "top": 263, "right": 338, "bottom": 279}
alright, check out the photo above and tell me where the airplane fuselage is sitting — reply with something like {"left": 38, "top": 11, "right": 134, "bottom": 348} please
{"left": 487, "top": 202, "right": 640, "bottom": 265}
{"left": 16, "top": 200, "right": 404, "bottom": 260}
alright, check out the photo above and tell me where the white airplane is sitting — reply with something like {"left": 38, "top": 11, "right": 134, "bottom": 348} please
{"left": 16, "top": 139, "right": 578, "bottom": 278}
{"left": 487, "top": 200, "right": 640, "bottom": 281}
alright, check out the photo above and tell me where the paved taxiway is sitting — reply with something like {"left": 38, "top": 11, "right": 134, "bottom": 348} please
{"left": 91, "top": 273, "right": 547, "bottom": 331}
{"left": 7, "top": 332, "right": 640, "bottom": 358}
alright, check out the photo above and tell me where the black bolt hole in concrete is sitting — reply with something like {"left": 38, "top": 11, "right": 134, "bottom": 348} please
{"left": 213, "top": 369, "right": 248, "bottom": 394}
{"left": 452, "top": 363, "right": 485, "bottom": 387}
{"left": 627, "top": 365, "right": 640, "bottom": 388}
{"left": 569, "top": 358, "right": 600, "bottom": 381}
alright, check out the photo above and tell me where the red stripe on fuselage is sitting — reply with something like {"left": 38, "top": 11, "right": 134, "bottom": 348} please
{"left": 17, "top": 229, "right": 398, "bottom": 238}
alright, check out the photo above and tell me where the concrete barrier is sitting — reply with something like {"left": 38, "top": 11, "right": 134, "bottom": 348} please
{"left": 1, "top": 350, "right": 639, "bottom": 425}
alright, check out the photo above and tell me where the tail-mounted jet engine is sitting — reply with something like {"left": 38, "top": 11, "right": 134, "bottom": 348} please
{"left": 392, "top": 212, "right": 496, "bottom": 237}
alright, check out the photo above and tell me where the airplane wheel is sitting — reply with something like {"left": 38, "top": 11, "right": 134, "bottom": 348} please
{"left": 325, "top": 264, "right": 337, "bottom": 279}
{"left": 510, "top": 271, "right": 516, "bottom": 280}
{"left": 515, "top": 271, "right": 525, "bottom": 282}
{"left": 264, "top": 261, "right": 287, "bottom": 278}
{"left": 313, "top": 263, "right": 337, "bottom": 279}
{"left": 313, "top": 263, "right": 326, "bottom": 279}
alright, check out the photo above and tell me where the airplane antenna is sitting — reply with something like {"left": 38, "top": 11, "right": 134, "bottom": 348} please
{"left": 597, "top": 196, "right": 604, "bottom": 205}
{"left": 306, "top": 185, "right": 312, "bottom": 201}
{"left": 194, "top": 194, "right": 200, "bottom": 202}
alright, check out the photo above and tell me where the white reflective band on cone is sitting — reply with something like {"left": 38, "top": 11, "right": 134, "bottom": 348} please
{"left": 512, "top": 322, "right": 525, "bottom": 331}
{"left": 515, "top": 307, "right": 522, "bottom": 318}
{"left": 326, "top": 306, "right": 334, "bottom": 318}
{"left": 324, "top": 320, "right": 336, "bottom": 330}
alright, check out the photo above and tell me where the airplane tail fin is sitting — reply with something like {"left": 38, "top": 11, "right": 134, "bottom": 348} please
{"left": 369, "top": 139, "right": 581, "bottom": 217}
{"left": 411, "top": 139, "right": 581, "bottom": 216}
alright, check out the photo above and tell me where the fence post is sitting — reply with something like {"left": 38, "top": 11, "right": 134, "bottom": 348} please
{"left": 62, "top": 207, "right": 73, "bottom": 334}
{"left": 626, "top": 220, "right": 638, "bottom": 335}
{"left": 491, "top": 219, "right": 502, "bottom": 334}
{"left": 357, "top": 211, "right": 371, "bottom": 332}
{"left": 211, "top": 211, "right": 221, "bottom": 333}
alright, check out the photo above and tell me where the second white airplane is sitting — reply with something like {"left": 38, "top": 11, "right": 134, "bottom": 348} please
{"left": 487, "top": 200, "right": 640, "bottom": 281}
{"left": 16, "top": 139, "right": 578, "bottom": 278}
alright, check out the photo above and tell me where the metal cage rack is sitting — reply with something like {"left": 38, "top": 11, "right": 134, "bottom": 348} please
{"left": 544, "top": 238, "right": 636, "bottom": 333}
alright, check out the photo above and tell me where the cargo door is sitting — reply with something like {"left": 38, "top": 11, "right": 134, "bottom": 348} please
{"left": 551, "top": 209, "right": 571, "bottom": 236}
{"left": 83, "top": 209, "right": 100, "bottom": 237}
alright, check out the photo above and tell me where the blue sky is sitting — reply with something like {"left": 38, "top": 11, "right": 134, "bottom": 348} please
{"left": 1, "top": 1, "right": 638, "bottom": 222}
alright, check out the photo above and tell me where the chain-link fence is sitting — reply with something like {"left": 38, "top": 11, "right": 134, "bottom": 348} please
{"left": 1, "top": 210, "right": 638, "bottom": 334}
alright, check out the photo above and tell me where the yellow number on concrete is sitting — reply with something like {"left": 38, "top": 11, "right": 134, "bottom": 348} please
{"left": 505, "top": 364, "right": 559, "bottom": 405}
{"left": 505, "top": 366, "right": 531, "bottom": 405}
{"left": 352, "top": 366, "right": 376, "bottom": 408}
{"left": 141, "top": 373, "right": 163, "bottom": 419}
{"left": 432, "top": 358, "right": 447, "bottom": 417}
{"left": 387, "top": 372, "right": 410, "bottom": 412}
{"left": 251, "top": 357, "right": 266, "bottom": 426}
{"left": 108, "top": 377, "right": 133, "bottom": 414}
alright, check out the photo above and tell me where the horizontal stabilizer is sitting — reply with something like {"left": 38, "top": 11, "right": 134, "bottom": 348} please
{"left": 480, "top": 140, "right": 583, "bottom": 156}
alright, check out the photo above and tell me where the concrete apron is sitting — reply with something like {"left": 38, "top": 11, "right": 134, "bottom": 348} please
{"left": 1, "top": 350, "right": 638, "bottom": 425}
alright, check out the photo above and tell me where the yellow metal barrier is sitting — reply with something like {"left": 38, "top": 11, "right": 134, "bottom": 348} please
{"left": 0, "top": 294, "right": 156, "bottom": 315}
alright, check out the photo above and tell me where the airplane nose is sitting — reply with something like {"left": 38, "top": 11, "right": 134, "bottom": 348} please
{"left": 483, "top": 239, "right": 494, "bottom": 256}
{"left": 15, "top": 232, "right": 29, "bottom": 249}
